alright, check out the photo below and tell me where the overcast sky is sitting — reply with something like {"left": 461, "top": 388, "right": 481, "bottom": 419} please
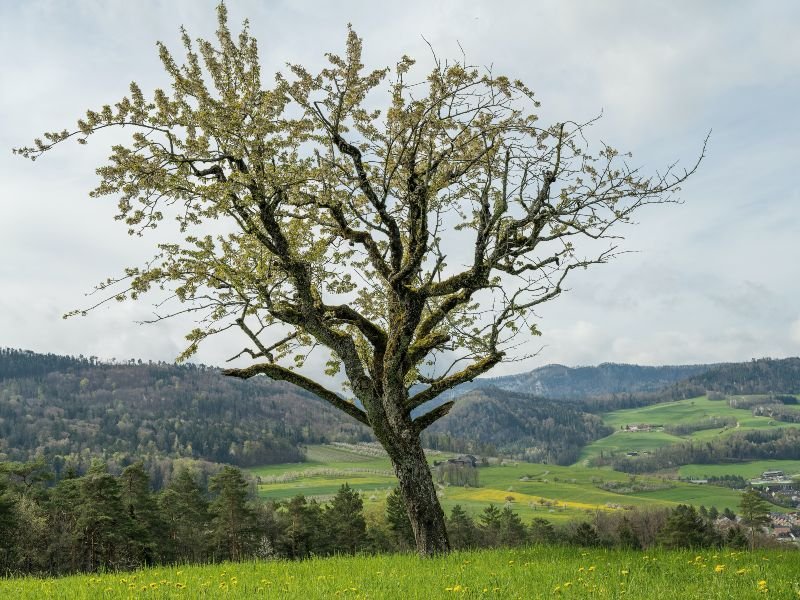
{"left": 1, "top": 0, "right": 798, "bottom": 376}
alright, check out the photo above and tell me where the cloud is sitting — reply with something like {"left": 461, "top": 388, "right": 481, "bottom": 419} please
{"left": 791, "top": 318, "right": 800, "bottom": 346}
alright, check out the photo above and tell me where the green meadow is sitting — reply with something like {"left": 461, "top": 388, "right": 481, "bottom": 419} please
{"left": 578, "top": 395, "right": 799, "bottom": 465}
{"left": 249, "top": 444, "right": 784, "bottom": 521}
{"left": 2, "top": 547, "right": 797, "bottom": 599}
{"left": 250, "top": 393, "right": 800, "bottom": 520}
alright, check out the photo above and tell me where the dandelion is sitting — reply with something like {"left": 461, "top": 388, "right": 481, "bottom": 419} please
{"left": 175, "top": 582, "right": 186, "bottom": 589}
{"left": 578, "top": 567, "right": 585, "bottom": 572}
{"left": 758, "top": 580, "right": 769, "bottom": 593}
{"left": 736, "top": 569, "right": 747, "bottom": 575}
{"left": 621, "top": 570, "right": 629, "bottom": 576}
{"left": 445, "top": 584, "right": 463, "bottom": 592}
{"left": 588, "top": 565, "right": 596, "bottom": 572}
{"left": 714, "top": 564, "right": 725, "bottom": 573}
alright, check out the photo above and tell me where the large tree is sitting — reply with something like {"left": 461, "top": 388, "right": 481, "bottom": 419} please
{"left": 16, "top": 5, "right": 701, "bottom": 555}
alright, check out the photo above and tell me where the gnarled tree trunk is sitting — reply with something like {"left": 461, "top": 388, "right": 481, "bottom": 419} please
{"left": 378, "top": 427, "right": 450, "bottom": 556}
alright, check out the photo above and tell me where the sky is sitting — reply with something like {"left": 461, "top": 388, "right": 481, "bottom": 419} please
{"left": 1, "top": 0, "right": 798, "bottom": 377}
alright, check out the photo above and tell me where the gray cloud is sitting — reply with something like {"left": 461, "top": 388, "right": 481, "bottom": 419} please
{"left": 1, "top": 0, "right": 798, "bottom": 374}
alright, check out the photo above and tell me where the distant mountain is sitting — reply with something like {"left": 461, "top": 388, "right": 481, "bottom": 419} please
{"left": 471, "top": 362, "right": 717, "bottom": 399}
{"left": 437, "top": 358, "right": 800, "bottom": 404}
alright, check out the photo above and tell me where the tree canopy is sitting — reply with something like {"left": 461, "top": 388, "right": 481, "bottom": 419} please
{"left": 16, "top": 4, "right": 702, "bottom": 555}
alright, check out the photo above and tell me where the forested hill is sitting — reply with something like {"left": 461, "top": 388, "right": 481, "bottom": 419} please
{"left": 423, "top": 387, "right": 613, "bottom": 465}
{"left": 441, "top": 358, "right": 800, "bottom": 405}
{"left": 682, "top": 357, "right": 800, "bottom": 395}
{"left": 0, "top": 348, "right": 370, "bottom": 474}
{"left": 476, "top": 363, "right": 717, "bottom": 398}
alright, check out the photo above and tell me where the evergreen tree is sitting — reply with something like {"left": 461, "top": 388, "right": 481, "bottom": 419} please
{"left": 159, "top": 468, "right": 210, "bottom": 563}
{"left": 446, "top": 505, "right": 478, "bottom": 549}
{"left": 479, "top": 504, "right": 503, "bottom": 548}
{"left": 708, "top": 506, "right": 719, "bottom": 521}
{"left": 726, "top": 525, "right": 749, "bottom": 550}
{"left": 77, "top": 461, "right": 130, "bottom": 571}
{"left": 46, "top": 475, "right": 83, "bottom": 574}
{"left": 120, "top": 462, "right": 163, "bottom": 566}
{"left": 0, "top": 474, "right": 18, "bottom": 571}
{"left": 324, "top": 484, "right": 366, "bottom": 554}
{"left": 279, "top": 495, "right": 329, "bottom": 558}
{"left": 739, "top": 489, "right": 771, "bottom": 550}
{"left": 209, "top": 466, "right": 257, "bottom": 561}
{"left": 529, "top": 518, "right": 556, "bottom": 545}
{"left": 722, "top": 507, "right": 736, "bottom": 521}
{"left": 657, "top": 504, "right": 719, "bottom": 549}
{"left": 616, "top": 518, "right": 641, "bottom": 549}
{"left": 385, "top": 488, "right": 414, "bottom": 550}
{"left": 571, "top": 522, "right": 601, "bottom": 547}
{"left": 499, "top": 506, "right": 527, "bottom": 547}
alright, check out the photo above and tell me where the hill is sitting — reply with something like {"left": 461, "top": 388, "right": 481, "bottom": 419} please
{"left": 423, "top": 387, "right": 612, "bottom": 464}
{"left": 0, "top": 348, "right": 370, "bottom": 480}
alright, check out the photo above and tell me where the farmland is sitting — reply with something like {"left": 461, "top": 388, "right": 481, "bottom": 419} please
{"left": 249, "top": 443, "right": 784, "bottom": 521}
{"left": 578, "top": 395, "right": 799, "bottom": 465}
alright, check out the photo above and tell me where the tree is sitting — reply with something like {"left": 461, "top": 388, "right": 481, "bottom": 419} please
{"left": 738, "top": 488, "right": 771, "bottom": 550}
{"left": 657, "top": 504, "right": 719, "bottom": 549}
{"left": 16, "top": 5, "right": 701, "bottom": 556}
{"left": 325, "top": 484, "right": 367, "bottom": 554}
{"left": 158, "top": 468, "right": 210, "bottom": 563}
{"left": 208, "top": 466, "right": 256, "bottom": 561}
{"left": 76, "top": 461, "right": 130, "bottom": 571}
{"left": 386, "top": 487, "right": 415, "bottom": 550}
{"left": 120, "top": 462, "right": 163, "bottom": 566}
{"left": 446, "top": 505, "right": 477, "bottom": 549}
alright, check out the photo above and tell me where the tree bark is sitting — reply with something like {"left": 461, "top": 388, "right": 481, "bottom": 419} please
{"left": 381, "top": 429, "right": 450, "bottom": 556}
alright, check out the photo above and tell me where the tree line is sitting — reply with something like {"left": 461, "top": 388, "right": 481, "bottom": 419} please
{"left": 2, "top": 457, "right": 790, "bottom": 577}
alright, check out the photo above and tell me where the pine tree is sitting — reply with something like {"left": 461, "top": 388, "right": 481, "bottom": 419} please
{"left": 209, "top": 466, "right": 256, "bottom": 561}
{"left": 77, "top": 461, "right": 130, "bottom": 571}
{"left": 739, "top": 489, "right": 771, "bottom": 550}
{"left": 385, "top": 488, "right": 414, "bottom": 550}
{"left": 120, "top": 462, "right": 163, "bottom": 566}
{"left": 159, "top": 468, "right": 210, "bottom": 563}
{"left": 657, "top": 504, "right": 719, "bottom": 549}
{"left": 446, "top": 505, "right": 478, "bottom": 549}
{"left": 529, "top": 518, "right": 556, "bottom": 545}
{"left": 479, "top": 504, "right": 503, "bottom": 548}
{"left": 499, "top": 506, "right": 527, "bottom": 547}
{"left": 571, "top": 522, "right": 601, "bottom": 547}
{"left": 324, "top": 484, "right": 366, "bottom": 554}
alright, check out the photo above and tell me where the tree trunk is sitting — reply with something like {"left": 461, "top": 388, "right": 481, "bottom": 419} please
{"left": 384, "top": 431, "right": 450, "bottom": 556}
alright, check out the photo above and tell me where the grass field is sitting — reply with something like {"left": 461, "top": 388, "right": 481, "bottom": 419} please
{"left": 578, "top": 395, "right": 798, "bottom": 465}
{"left": 248, "top": 444, "right": 791, "bottom": 522}
{"left": 678, "top": 460, "right": 800, "bottom": 480}
{"left": 2, "top": 547, "right": 798, "bottom": 599}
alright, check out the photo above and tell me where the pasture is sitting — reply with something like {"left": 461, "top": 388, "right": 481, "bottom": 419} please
{"left": 2, "top": 546, "right": 798, "bottom": 599}
{"left": 249, "top": 445, "right": 779, "bottom": 521}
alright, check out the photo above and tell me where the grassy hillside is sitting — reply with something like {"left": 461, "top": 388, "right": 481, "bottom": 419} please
{"left": 2, "top": 547, "right": 797, "bottom": 599}
{"left": 578, "top": 395, "right": 798, "bottom": 464}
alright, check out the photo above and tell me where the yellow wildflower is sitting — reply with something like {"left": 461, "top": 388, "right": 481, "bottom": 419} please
{"left": 714, "top": 565, "right": 725, "bottom": 573}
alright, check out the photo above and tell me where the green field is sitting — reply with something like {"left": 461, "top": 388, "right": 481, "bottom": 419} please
{"left": 2, "top": 547, "right": 797, "bottom": 599}
{"left": 247, "top": 394, "right": 800, "bottom": 521}
{"left": 678, "top": 460, "right": 800, "bottom": 480}
{"left": 578, "top": 395, "right": 799, "bottom": 466}
{"left": 249, "top": 444, "right": 792, "bottom": 521}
